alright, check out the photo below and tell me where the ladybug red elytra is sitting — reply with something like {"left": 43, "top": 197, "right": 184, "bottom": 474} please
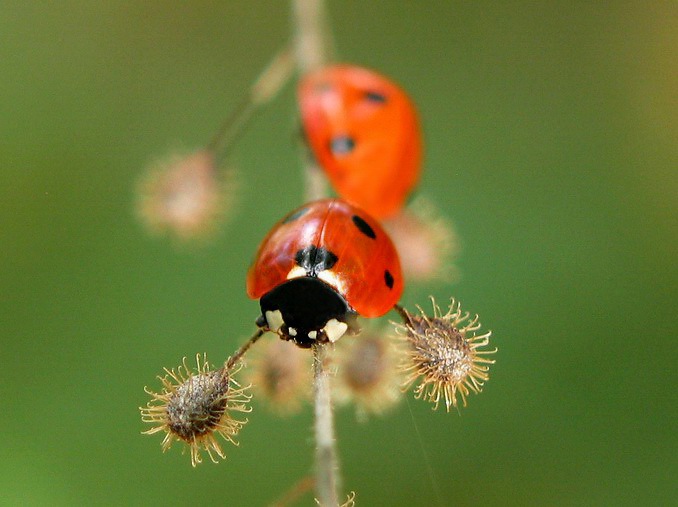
{"left": 247, "top": 198, "right": 403, "bottom": 348}
{"left": 298, "top": 64, "right": 422, "bottom": 220}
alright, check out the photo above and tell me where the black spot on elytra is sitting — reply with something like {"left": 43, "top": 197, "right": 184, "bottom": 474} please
{"left": 295, "top": 245, "right": 338, "bottom": 276}
{"left": 364, "top": 90, "right": 387, "bottom": 103}
{"left": 282, "top": 207, "right": 309, "bottom": 224}
{"left": 352, "top": 215, "right": 376, "bottom": 239}
{"left": 384, "top": 270, "right": 394, "bottom": 289}
{"left": 329, "top": 136, "right": 355, "bottom": 156}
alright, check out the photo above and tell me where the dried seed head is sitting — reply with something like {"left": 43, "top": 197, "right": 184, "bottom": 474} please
{"left": 334, "top": 333, "right": 405, "bottom": 419}
{"left": 140, "top": 354, "right": 251, "bottom": 466}
{"left": 396, "top": 298, "right": 496, "bottom": 411}
{"left": 136, "top": 150, "right": 235, "bottom": 240}
{"left": 245, "top": 337, "right": 311, "bottom": 415}
{"left": 382, "top": 198, "right": 459, "bottom": 282}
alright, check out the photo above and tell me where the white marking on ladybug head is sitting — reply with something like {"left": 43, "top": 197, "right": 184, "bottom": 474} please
{"left": 323, "top": 319, "right": 348, "bottom": 343}
{"left": 286, "top": 266, "right": 307, "bottom": 280}
{"left": 265, "top": 310, "right": 284, "bottom": 332}
{"left": 308, "top": 330, "right": 317, "bottom": 339}
{"left": 288, "top": 327, "right": 297, "bottom": 336}
{"left": 317, "top": 270, "right": 345, "bottom": 294}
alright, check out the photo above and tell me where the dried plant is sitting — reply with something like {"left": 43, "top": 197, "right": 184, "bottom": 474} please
{"left": 140, "top": 354, "right": 250, "bottom": 466}
{"left": 137, "top": 2, "right": 497, "bottom": 505}
{"left": 333, "top": 332, "right": 405, "bottom": 419}
{"left": 396, "top": 299, "right": 497, "bottom": 411}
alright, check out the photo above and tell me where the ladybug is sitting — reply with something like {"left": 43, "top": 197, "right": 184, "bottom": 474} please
{"left": 247, "top": 198, "right": 403, "bottom": 348}
{"left": 298, "top": 64, "right": 422, "bottom": 220}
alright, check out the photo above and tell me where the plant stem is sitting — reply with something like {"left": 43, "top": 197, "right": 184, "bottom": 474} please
{"left": 292, "top": 1, "right": 340, "bottom": 505}
{"left": 208, "top": 45, "right": 295, "bottom": 161}
{"left": 292, "top": 0, "right": 331, "bottom": 202}
{"left": 312, "top": 342, "right": 339, "bottom": 507}
{"left": 225, "top": 328, "right": 265, "bottom": 370}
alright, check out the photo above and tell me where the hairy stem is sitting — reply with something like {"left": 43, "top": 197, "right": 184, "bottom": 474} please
{"left": 312, "top": 342, "right": 339, "bottom": 507}
{"left": 292, "top": 1, "right": 340, "bottom": 505}
{"left": 225, "top": 328, "right": 265, "bottom": 370}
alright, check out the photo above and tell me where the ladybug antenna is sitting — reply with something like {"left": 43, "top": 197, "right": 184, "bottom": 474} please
{"left": 207, "top": 43, "right": 295, "bottom": 161}
{"left": 225, "top": 328, "right": 266, "bottom": 370}
{"left": 393, "top": 303, "right": 414, "bottom": 327}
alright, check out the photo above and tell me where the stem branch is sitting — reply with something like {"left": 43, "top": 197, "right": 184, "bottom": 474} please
{"left": 225, "top": 328, "right": 265, "bottom": 370}
{"left": 208, "top": 45, "right": 295, "bottom": 160}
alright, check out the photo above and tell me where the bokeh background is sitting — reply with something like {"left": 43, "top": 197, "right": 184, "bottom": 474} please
{"left": 1, "top": 1, "right": 676, "bottom": 505}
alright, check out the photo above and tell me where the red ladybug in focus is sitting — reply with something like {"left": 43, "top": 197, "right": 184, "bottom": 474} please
{"left": 247, "top": 199, "right": 403, "bottom": 348}
{"left": 298, "top": 65, "right": 422, "bottom": 220}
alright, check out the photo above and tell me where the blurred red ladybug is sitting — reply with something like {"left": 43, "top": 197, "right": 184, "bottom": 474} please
{"left": 298, "top": 64, "right": 422, "bottom": 220}
{"left": 247, "top": 198, "right": 403, "bottom": 348}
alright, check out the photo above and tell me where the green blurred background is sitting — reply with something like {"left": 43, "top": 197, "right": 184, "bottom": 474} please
{"left": 1, "top": 1, "right": 676, "bottom": 505}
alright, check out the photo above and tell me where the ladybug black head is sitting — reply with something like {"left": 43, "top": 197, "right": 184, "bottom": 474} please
{"left": 257, "top": 276, "right": 358, "bottom": 348}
